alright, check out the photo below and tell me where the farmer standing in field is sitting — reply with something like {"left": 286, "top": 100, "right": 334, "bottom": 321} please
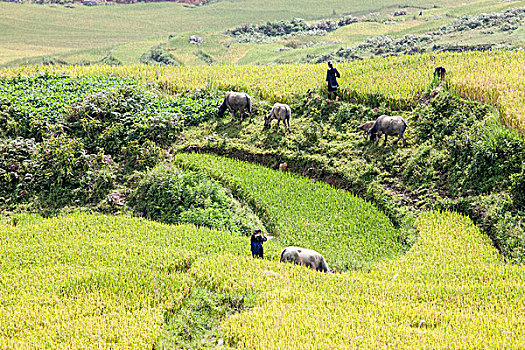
{"left": 251, "top": 229, "right": 267, "bottom": 258}
{"left": 326, "top": 61, "right": 340, "bottom": 100}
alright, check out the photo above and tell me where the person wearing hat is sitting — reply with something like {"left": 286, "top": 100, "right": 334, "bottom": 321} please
{"left": 326, "top": 61, "right": 340, "bottom": 100}
{"left": 250, "top": 229, "right": 267, "bottom": 258}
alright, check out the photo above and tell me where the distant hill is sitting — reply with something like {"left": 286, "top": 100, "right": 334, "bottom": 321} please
{"left": 1, "top": 0, "right": 524, "bottom": 66}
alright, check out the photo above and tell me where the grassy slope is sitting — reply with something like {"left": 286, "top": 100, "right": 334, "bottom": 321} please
{"left": 210, "top": 210, "right": 525, "bottom": 349}
{"left": 174, "top": 153, "right": 403, "bottom": 270}
{"left": 0, "top": 213, "right": 253, "bottom": 348}
{"left": 0, "top": 0, "right": 504, "bottom": 65}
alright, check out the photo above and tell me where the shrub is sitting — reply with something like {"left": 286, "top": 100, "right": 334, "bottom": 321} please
{"left": 0, "top": 137, "right": 37, "bottom": 204}
{"left": 413, "top": 91, "right": 490, "bottom": 144}
{"left": 510, "top": 168, "right": 525, "bottom": 208}
{"left": 130, "top": 163, "right": 262, "bottom": 235}
{"left": 30, "top": 134, "right": 116, "bottom": 209}
{"left": 140, "top": 45, "right": 178, "bottom": 66}
{"left": 446, "top": 116, "right": 525, "bottom": 195}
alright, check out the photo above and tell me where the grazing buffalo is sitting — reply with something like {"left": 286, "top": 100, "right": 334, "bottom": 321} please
{"left": 280, "top": 246, "right": 330, "bottom": 272}
{"left": 356, "top": 121, "right": 375, "bottom": 139}
{"left": 218, "top": 92, "right": 252, "bottom": 123}
{"left": 265, "top": 103, "right": 291, "bottom": 132}
{"left": 368, "top": 115, "right": 408, "bottom": 147}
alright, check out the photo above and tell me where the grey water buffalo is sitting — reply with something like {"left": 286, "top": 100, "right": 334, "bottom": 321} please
{"left": 265, "top": 103, "right": 291, "bottom": 132}
{"left": 356, "top": 121, "right": 375, "bottom": 139}
{"left": 368, "top": 115, "right": 408, "bottom": 147}
{"left": 218, "top": 92, "right": 252, "bottom": 123}
{"left": 280, "top": 246, "right": 330, "bottom": 272}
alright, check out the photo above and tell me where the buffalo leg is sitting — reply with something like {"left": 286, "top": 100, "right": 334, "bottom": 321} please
{"left": 384, "top": 134, "right": 388, "bottom": 146}
{"left": 394, "top": 133, "right": 403, "bottom": 147}
{"left": 239, "top": 110, "right": 244, "bottom": 124}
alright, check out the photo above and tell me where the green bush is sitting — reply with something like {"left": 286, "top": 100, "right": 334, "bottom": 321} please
{"left": 446, "top": 117, "right": 525, "bottom": 196}
{"left": 0, "top": 74, "right": 136, "bottom": 140}
{"left": 510, "top": 168, "right": 525, "bottom": 208}
{"left": 130, "top": 163, "right": 262, "bottom": 235}
{"left": 140, "top": 45, "right": 178, "bottom": 66}
{"left": 65, "top": 85, "right": 182, "bottom": 154}
{"left": 413, "top": 91, "right": 490, "bottom": 144}
{"left": 0, "top": 137, "right": 37, "bottom": 204}
{"left": 30, "top": 134, "right": 116, "bottom": 209}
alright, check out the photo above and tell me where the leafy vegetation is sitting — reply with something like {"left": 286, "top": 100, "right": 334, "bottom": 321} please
{"left": 0, "top": 74, "right": 136, "bottom": 139}
{"left": 174, "top": 153, "right": 402, "bottom": 271}
{"left": 0, "top": 74, "right": 222, "bottom": 212}
{"left": 130, "top": 163, "right": 264, "bottom": 236}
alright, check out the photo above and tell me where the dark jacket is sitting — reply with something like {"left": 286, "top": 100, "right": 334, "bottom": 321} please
{"left": 326, "top": 68, "right": 340, "bottom": 89}
{"left": 250, "top": 233, "right": 267, "bottom": 255}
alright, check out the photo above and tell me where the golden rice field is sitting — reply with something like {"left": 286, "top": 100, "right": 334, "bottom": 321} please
{"left": 1, "top": 162, "right": 525, "bottom": 348}
{"left": 2, "top": 204, "right": 523, "bottom": 348}
{"left": 197, "top": 211, "right": 525, "bottom": 349}
{"left": 0, "top": 213, "right": 251, "bottom": 348}
{"left": 1, "top": 51, "right": 524, "bottom": 132}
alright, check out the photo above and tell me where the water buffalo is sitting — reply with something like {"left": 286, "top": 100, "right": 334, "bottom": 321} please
{"left": 368, "top": 115, "right": 408, "bottom": 147}
{"left": 265, "top": 103, "right": 291, "bottom": 132}
{"left": 218, "top": 92, "right": 252, "bottom": 123}
{"left": 280, "top": 246, "right": 330, "bottom": 272}
{"left": 356, "top": 121, "right": 375, "bottom": 139}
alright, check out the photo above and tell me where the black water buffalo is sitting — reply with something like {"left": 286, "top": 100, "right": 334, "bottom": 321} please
{"left": 265, "top": 103, "right": 291, "bottom": 132}
{"left": 356, "top": 121, "right": 375, "bottom": 139}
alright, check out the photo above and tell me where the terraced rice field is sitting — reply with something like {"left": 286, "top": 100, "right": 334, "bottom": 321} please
{"left": 1, "top": 157, "right": 524, "bottom": 348}
{"left": 2, "top": 51, "right": 524, "bottom": 132}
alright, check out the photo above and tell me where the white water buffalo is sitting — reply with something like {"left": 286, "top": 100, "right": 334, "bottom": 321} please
{"left": 218, "top": 92, "right": 252, "bottom": 123}
{"left": 265, "top": 103, "right": 291, "bottom": 132}
{"left": 280, "top": 246, "right": 330, "bottom": 272}
{"left": 368, "top": 115, "right": 408, "bottom": 147}
{"left": 356, "top": 120, "right": 375, "bottom": 139}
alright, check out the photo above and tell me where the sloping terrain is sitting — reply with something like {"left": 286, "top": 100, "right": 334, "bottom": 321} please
{"left": 0, "top": 50, "right": 524, "bottom": 348}
{"left": 2, "top": 0, "right": 525, "bottom": 65}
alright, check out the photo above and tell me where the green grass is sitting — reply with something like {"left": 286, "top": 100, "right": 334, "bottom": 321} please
{"left": 174, "top": 153, "right": 403, "bottom": 270}
{"left": 0, "top": 0, "right": 511, "bottom": 65}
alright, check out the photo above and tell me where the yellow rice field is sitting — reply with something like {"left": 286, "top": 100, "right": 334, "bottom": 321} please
{"left": 1, "top": 51, "right": 524, "bottom": 132}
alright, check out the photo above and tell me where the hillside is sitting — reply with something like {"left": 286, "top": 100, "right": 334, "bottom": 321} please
{"left": 2, "top": 0, "right": 525, "bottom": 66}
{"left": 2, "top": 175, "right": 524, "bottom": 348}
{"left": 1, "top": 2, "right": 525, "bottom": 346}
